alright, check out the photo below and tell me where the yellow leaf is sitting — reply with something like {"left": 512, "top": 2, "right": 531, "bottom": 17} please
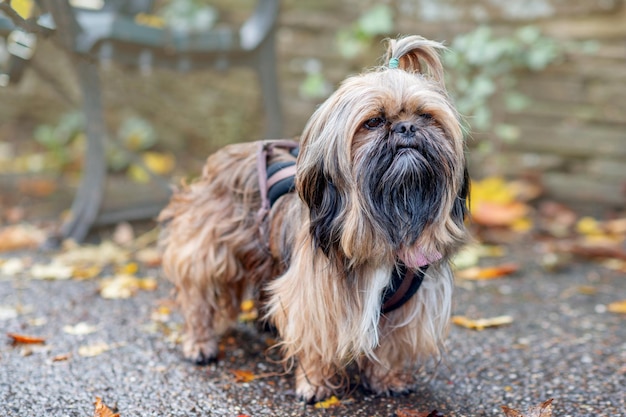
{"left": 142, "top": 151, "right": 175, "bottom": 175}
{"left": 116, "top": 262, "right": 139, "bottom": 275}
{"left": 93, "top": 397, "right": 120, "bottom": 417}
{"left": 576, "top": 216, "right": 602, "bottom": 236}
{"left": 452, "top": 315, "right": 513, "bottom": 331}
{"left": 232, "top": 369, "right": 256, "bottom": 383}
{"left": 240, "top": 299, "right": 255, "bottom": 312}
{"left": 314, "top": 395, "right": 341, "bottom": 409}
{"left": 72, "top": 265, "right": 102, "bottom": 280}
{"left": 99, "top": 274, "right": 156, "bottom": 299}
{"left": 607, "top": 300, "right": 626, "bottom": 314}
{"left": 456, "top": 263, "right": 520, "bottom": 280}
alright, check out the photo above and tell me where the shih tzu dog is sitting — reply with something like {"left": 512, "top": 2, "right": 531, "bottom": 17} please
{"left": 158, "top": 35, "right": 469, "bottom": 402}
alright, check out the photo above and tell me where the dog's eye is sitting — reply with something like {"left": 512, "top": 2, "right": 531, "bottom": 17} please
{"left": 364, "top": 117, "right": 386, "bottom": 130}
{"left": 420, "top": 113, "right": 433, "bottom": 120}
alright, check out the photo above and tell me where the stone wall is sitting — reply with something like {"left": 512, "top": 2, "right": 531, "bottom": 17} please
{"left": 276, "top": 0, "right": 626, "bottom": 209}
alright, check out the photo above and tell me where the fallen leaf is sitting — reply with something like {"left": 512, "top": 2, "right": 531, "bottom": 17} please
{"left": 115, "top": 262, "right": 139, "bottom": 275}
{"left": 52, "top": 353, "right": 71, "bottom": 362}
{"left": 7, "top": 332, "right": 46, "bottom": 345}
{"left": 56, "top": 240, "right": 130, "bottom": 267}
{"left": 472, "top": 201, "right": 530, "bottom": 228}
{"left": 31, "top": 261, "right": 73, "bottom": 280}
{"left": 134, "top": 247, "right": 161, "bottom": 267}
{"left": 17, "top": 178, "right": 57, "bottom": 197}
{"left": 314, "top": 395, "right": 341, "bottom": 409}
{"left": 78, "top": 342, "right": 113, "bottom": 357}
{"left": 0, "top": 224, "right": 45, "bottom": 252}
{"left": 99, "top": 274, "right": 157, "bottom": 299}
{"left": 231, "top": 369, "right": 256, "bottom": 383}
{"left": 470, "top": 177, "right": 532, "bottom": 229}
{"left": 63, "top": 322, "right": 98, "bottom": 335}
{"left": 0, "top": 258, "right": 26, "bottom": 276}
{"left": 112, "top": 222, "right": 135, "bottom": 246}
{"left": 607, "top": 300, "right": 626, "bottom": 314}
{"left": 452, "top": 315, "right": 514, "bottom": 331}
{"left": 501, "top": 398, "right": 553, "bottom": 417}
{"left": 93, "top": 397, "right": 120, "bottom": 417}
{"left": 456, "top": 263, "right": 520, "bottom": 280}
{"left": 238, "top": 299, "right": 258, "bottom": 322}
{"left": 72, "top": 265, "right": 102, "bottom": 280}
{"left": 0, "top": 305, "right": 18, "bottom": 320}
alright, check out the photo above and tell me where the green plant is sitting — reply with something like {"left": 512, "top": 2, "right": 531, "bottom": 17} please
{"left": 444, "top": 26, "right": 567, "bottom": 152}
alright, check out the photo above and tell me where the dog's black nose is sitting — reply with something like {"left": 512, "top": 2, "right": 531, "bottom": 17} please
{"left": 392, "top": 121, "right": 418, "bottom": 137}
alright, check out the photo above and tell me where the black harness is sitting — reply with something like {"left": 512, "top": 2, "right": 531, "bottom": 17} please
{"left": 261, "top": 142, "right": 426, "bottom": 315}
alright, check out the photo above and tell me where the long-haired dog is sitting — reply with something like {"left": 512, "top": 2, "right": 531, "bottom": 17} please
{"left": 158, "top": 35, "right": 469, "bottom": 402}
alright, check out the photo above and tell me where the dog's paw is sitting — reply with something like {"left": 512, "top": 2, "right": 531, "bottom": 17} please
{"left": 182, "top": 338, "right": 219, "bottom": 365}
{"left": 296, "top": 380, "right": 333, "bottom": 404}
{"left": 363, "top": 371, "right": 414, "bottom": 397}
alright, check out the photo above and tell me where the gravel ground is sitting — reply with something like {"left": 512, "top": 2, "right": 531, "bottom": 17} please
{"left": 0, "top": 244, "right": 624, "bottom": 417}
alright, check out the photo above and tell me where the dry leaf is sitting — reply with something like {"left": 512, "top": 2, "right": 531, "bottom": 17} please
{"left": 112, "top": 222, "right": 135, "bottom": 246}
{"left": 17, "top": 178, "right": 57, "bottom": 197}
{"left": 0, "top": 305, "right": 18, "bottom": 320}
{"left": 63, "top": 322, "right": 98, "bottom": 335}
{"left": 470, "top": 177, "right": 533, "bottom": 229}
{"left": 456, "top": 263, "right": 520, "bottom": 280}
{"left": 0, "top": 258, "right": 26, "bottom": 276}
{"left": 501, "top": 398, "right": 553, "bottom": 417}
{"left": 238, "top": 299, "right": 258, "bottom": 322}
{"left": 30, "top": 261, "right": 73, "bottom": 280}
{"left": 52, "top": 353, "right": 71, "bottom": 362}
{"left": 607, "top": 300, "right": 626, "bottom": 314}
{"left": 134, "top": 247, "right": 161, "bottom": 267}
{"left": 7, "top": 332, "right": 46, "bottom": 345}
{"left": 232, "top": 369, "right": 256, "bottom": 383}
{"left": 72, "top": 265, "right": 102, "bottom": 280}
{"left": 452, "top": 315, "right": 514, "bottom": 331}
{"left": 99, "top": 275, "right": 157, "bottom": 299}
{"left": 56, "top": 240, "right": 130, "bottom": 267}
{"left": 314, "top": 395, "right": 341, "bottom": 409}
{"left": 78, "top": 342, "right": 112, "bottom": 357}
{"left": 93, "top": 397, "right": 120, "bottom": 417}
{"left": 0, "top": 224, "right": 45, "bottom": 252}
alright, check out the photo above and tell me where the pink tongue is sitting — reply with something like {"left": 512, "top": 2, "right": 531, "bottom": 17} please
{"left": 399, "top": 247, "right": 442, "bottom": 268}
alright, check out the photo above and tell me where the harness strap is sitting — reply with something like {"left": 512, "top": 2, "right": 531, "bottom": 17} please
{"left": 381, "top": 263, "right": 427, "bottom": 314}
{"left": 256, "top": 140, "right": 299, "bottom": 223}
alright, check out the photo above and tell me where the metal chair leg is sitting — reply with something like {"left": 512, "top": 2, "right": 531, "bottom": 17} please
{"left": 58, "top": 57, "right": 107, "bottom": 242}
{"left": 256, "top": 34, "right": 282, "bottom": 139}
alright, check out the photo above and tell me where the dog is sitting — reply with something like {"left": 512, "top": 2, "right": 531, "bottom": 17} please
{"left": 158, "top": 35, "right": 469, "bottom": 403}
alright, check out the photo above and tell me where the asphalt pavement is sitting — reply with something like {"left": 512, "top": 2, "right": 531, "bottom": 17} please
{"left": 0, "top": 242, "right": 624, "bottom": 417}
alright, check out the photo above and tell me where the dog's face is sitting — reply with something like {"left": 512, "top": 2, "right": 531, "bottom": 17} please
{"left": 297, "top": 42, "right": 468, "bottom": 268}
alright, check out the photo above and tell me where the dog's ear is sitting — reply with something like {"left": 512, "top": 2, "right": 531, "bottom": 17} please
{"left": 385, "top": 35, "right": 446, "bottom": 86}
{"left": 451, "top": 165, "right": 470, "bottom": 228}
{"left": 297, "top": 159, "right": 345, "bottom": 257}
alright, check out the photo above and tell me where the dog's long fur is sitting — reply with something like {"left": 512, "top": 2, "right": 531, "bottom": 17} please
{"left": 158, "top": 35, "right": 469, "bottom": 402}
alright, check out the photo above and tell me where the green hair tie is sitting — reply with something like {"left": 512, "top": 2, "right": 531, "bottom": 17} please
{"left": 388, "top": 58, "right": 399, "bottom": 69}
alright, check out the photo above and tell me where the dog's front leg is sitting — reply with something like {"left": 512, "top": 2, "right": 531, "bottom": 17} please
{"left": 295, "top": 353, "right": 335, "bottom": 403}
{"left": 177, "top": 285, "right": 221, "bottom": 365}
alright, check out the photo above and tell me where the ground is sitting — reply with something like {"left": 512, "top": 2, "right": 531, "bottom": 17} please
{"left": 0, "top": 235, "right": 624, "bottom": 417}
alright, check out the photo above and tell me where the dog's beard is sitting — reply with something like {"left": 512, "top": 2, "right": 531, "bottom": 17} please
{"left": 354, "top": 124, "right": 459, "bottom": 256}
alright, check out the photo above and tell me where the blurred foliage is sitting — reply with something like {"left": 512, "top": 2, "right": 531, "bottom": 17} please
{"left": 444, "top": 26, "right": 565, "bottom": 152}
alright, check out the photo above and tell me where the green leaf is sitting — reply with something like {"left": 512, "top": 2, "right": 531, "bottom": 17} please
{"left": 299, "top": 72, "right": 330, "bottom": 100}
{"left": 357, "top": 5, "right": 394, "bottom": 36}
